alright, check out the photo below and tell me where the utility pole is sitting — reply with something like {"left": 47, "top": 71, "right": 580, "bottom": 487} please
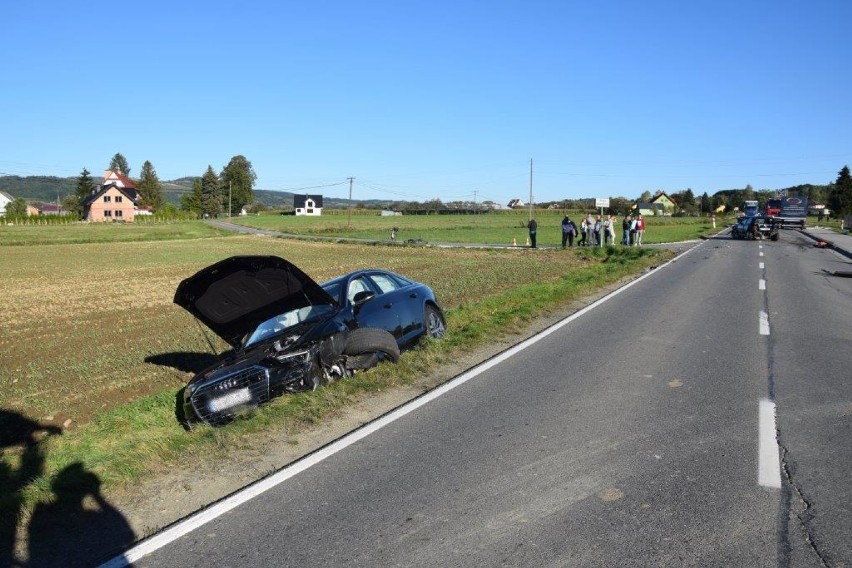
{"left": 347, "top": 177, "right": 355, "bottom": 228}
{"left": 228, "top": 181, "right": 232, "bottom": 219}
{"left": 473, "top": 189, "right": 478, "bottom": 213}
{"left": 528, "top": 158, "right": 534, "bottom": 220}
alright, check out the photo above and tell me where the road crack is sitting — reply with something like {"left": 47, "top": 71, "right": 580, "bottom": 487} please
{"left": 778, "top": 440, "right": 831, "bottom": 567}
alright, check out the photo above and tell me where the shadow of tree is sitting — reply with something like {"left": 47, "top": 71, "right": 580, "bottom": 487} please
{"left": 0, "top": 410, "right": 60, "bottom": 568}
{"left": 26, "top": 462, "right": 136, "bottom": 567}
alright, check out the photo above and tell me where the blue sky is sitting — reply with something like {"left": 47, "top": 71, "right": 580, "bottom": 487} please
{"left": 2, "top": 0, "right": 850, "bottom": 204}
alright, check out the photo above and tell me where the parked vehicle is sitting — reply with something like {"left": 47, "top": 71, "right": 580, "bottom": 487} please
{"left": 766, "top": 195, "right": 808, "bottom": 229}
{"left": 731, "top": 215, "right": 780, "bottom": 240}
{"left": 173, "top": 256, "right": 446, "bottom": 427}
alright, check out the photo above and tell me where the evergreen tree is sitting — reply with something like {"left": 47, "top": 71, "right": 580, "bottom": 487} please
{"left": 219, "top": 155, "right": 257, "bottom": 216}
{"left": 74, "top": 167, "right": 94, "bottom": 218}
{"left": 828, "top": 165, "right": 852, "bottom": 217}
{"left": 137, "top": 160, "right": 165, "bottom": 210}
{"left": 201, "top": 166, "right": 222, "bottom": 217}
{"left": 109, "top": 153, "right": 130, "bottom": 176}
{"left": 700, "top": 192, "right": 711, "bottom": 214}
{"left": 180, "top": 178, "right": 203, "bottom": 216}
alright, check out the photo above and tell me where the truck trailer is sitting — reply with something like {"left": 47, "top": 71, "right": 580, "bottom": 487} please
{"left": 766, "top": 196, "right": 808, "bottom": 229}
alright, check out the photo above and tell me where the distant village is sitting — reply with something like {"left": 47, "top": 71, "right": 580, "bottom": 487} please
{"left": 0, "top": 171, "right": 839, "bottom": 222}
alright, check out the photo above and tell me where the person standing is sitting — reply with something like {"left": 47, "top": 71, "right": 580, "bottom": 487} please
{"left": 579, "top": 217, "right": 587, "bottom": 246}
{"left": 585, "top": 214, "right": 595, "bottom": 246}
{"left": 606, "top": 215, "right": 616, "bottom": 244}
{"left": 636, "top": 215, "right": 646, "bottom": 245}
{"left": 629, "top": 215, "right": 638, "bottom": 245}
{"left": 561, "top": 215, "right": 575, "bottom": 248}
{"left": 527, "top": 217, "right": 538, "bottom": 248}
{"left": 622, "top": 215, "right": 632, "bottom": 245}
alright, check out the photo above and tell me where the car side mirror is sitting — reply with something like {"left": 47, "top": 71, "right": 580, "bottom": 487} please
{"left": 352, "top": 290, "right": 375, "bottom": 306}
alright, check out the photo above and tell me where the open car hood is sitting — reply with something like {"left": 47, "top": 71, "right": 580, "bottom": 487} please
{"left": 174, "top": 256, "right": 337, "bottom": 348}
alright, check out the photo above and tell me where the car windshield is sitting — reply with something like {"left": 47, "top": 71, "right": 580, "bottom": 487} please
{"left": 243, "top": 304, "right": 335, "bottom": 348}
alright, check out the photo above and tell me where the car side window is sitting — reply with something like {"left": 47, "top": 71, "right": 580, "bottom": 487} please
{"left": 369, "top": 273, "right": 401, "bottom": 294}
{"left": 347, "top": 277, "right": 372, "bottom": 304}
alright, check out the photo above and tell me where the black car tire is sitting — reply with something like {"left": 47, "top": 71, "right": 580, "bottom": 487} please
{"left": 424, "top": 304, "right": 446, "bottom": 339}
{"left": 343, "top": 328, "right": 401, "bottom": 368}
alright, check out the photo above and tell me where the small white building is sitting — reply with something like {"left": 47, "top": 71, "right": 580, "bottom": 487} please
{"left": 294, "top": 194, "right": 323, "bottom": 216}
{"left": 0, "top": 191, "right": 13, "bottom": 216}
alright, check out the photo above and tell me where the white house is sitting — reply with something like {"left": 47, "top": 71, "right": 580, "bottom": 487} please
{"left": 294, "top": 194, "right": 323, "bottom": 216}
{"left": 0, "top": 191, "right": 13, "bottom": 216}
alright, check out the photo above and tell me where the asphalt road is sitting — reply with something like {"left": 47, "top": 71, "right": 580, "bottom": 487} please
{"left": 125, "top": 230, "right": 851, "bottom": 568}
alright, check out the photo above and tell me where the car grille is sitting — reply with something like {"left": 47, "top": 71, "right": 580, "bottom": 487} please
{"left": 190, "top": 365, "right": 270, "bottom": 426}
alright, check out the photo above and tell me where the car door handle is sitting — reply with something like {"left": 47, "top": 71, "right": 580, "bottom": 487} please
{"left": 409, "top": 293, "right": 418, "bottom": 298}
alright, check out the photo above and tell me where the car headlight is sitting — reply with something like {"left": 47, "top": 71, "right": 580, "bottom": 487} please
{"left": 274, "top": 350, "right": 311, "bottom": 364}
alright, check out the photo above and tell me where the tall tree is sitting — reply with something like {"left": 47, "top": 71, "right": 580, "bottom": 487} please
{"left": 700, "top": 192, "right": 711, "bottom": 214}
{"left": 219, "top": 155, "right": 257, "bottom": 216}
{"left": 74, "top": 167, "right": 94, "bottom": 218}
{"left": 201, "top": 166, "right": 222, "bottom": 217}
{"left": 109, "top": 153, "right": 130, "bottom": 176}
{"left": 180, "top": 178, "right": 203, "bottom": 216}
{"left": 5, "top": 197, "right": 28, "bottom": 217}
{"left": 828, "top": 165, "right": 852, "bottom": 217}
{"left": 137, "top": 160, "right": 165, "bottom": 210}
{"left": 639, "top": 190, "right": 652, "bottom": 203}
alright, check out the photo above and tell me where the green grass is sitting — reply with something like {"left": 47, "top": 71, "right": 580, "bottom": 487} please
{"left": 230, "top": 210, "right": 720, "bottom": 245}
{"left": 0, "top": 219, "right": 233, "bottom": 246}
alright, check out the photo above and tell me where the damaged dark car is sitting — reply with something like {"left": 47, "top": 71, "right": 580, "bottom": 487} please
{"left": 174, "top": 256, "right": 446, "bottom": 427}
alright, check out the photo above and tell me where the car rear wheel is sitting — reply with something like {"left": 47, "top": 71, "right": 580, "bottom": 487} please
{"left": 343, "top": 328, "right": 400, "bottom": 369}
{"left": 425, "top": 305, "right": 446, "bottom": 339}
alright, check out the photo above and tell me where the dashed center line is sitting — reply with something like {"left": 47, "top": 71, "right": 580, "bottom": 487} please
{"left": 759, "top": 311, "right": 770, "bottom": 335}
{"left": 759, "top": 251, "right": 764, "bottom": 257}
{"left": 759, "top": 279, "right": 766, "bottom": 290}
{"left": 759, "top": 262, "right": 765, "bottom": 269}
{"left": 758, "top": 399, "right": 782, "bottom": 488}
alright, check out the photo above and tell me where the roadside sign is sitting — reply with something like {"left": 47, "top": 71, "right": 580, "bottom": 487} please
{"left": 595, "top": 197, "right": 610, "bottom": 208}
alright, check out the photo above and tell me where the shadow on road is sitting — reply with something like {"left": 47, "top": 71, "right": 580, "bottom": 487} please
{"left": 26, "top": 462, "right": 135, "bottom": 567}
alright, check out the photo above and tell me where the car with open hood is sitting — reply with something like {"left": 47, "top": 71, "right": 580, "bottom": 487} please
{"left": 174, "top": 256, "right": 446, "bottom": 427}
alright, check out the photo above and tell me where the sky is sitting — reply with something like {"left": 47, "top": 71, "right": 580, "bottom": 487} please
{"left": 2, "top": 0, "right": 850, "bottom": 205}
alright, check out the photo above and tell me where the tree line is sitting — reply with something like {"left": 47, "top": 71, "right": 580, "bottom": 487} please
{"left": 60, "top": 153, "right": 256, "bottom": 219}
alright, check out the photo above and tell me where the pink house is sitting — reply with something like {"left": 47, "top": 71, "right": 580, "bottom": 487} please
{"left": 82, "top": 170, "right": 140, "bottom": 222}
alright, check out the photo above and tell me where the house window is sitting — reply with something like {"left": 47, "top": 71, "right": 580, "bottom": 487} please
{"left": 104, "top": 195, "right": 112, "bottom": 202}
{"left": 104, "top": 210, "right": 112, "bottom": 217}
{"left": 116, "top": 196, "right": 123, "bottom": 203}
{"left": 307, "top": 208, "right": 314, "bottom": 214}
{"left": 116, "top": 210, "right": 123, "bottom": 218}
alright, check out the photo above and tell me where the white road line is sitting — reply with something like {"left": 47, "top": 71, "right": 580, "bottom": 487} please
{"left": 759, "top": 245, "right": 763, "bottom": 249}
{"left": 759, "top": 311, "right": 770, "bottom": 335}
{"left": 99, "top": 238, "right": 707, "bottom": 568}
{"left": 759, "top": 262, "right": 765, "bottom": 269}
{"left": 759, "top": 251, "right": 764, "bottom": 257}
{"left": 758, "top": 399, "right": 782, "bottom": 488}
{"left": 759, "top": 279, "right": 766, "bottom": 290}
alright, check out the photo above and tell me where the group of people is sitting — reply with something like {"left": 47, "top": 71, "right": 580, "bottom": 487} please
{"left": 527, "top": 213, "right": 646, "bottom": 248}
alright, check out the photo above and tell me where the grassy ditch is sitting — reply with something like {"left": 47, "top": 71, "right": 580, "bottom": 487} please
{"left": 0, "top": 235, "right": 672, "bottom": 536}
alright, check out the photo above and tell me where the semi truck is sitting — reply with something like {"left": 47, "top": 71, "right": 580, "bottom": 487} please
{"left": 766, "top": 196, "right": 808, "bottom": 229}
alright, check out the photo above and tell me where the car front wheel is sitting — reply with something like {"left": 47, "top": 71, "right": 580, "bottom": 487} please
{"left": 343, "top": 328, "right": 401, "bottom": 370}
{"left": 425, "top": 305, "right": 446, "bottom": 339}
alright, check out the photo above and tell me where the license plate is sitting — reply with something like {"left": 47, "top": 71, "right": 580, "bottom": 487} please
{"left": 208, "top": 388, "right": 252, "bottom": 412}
